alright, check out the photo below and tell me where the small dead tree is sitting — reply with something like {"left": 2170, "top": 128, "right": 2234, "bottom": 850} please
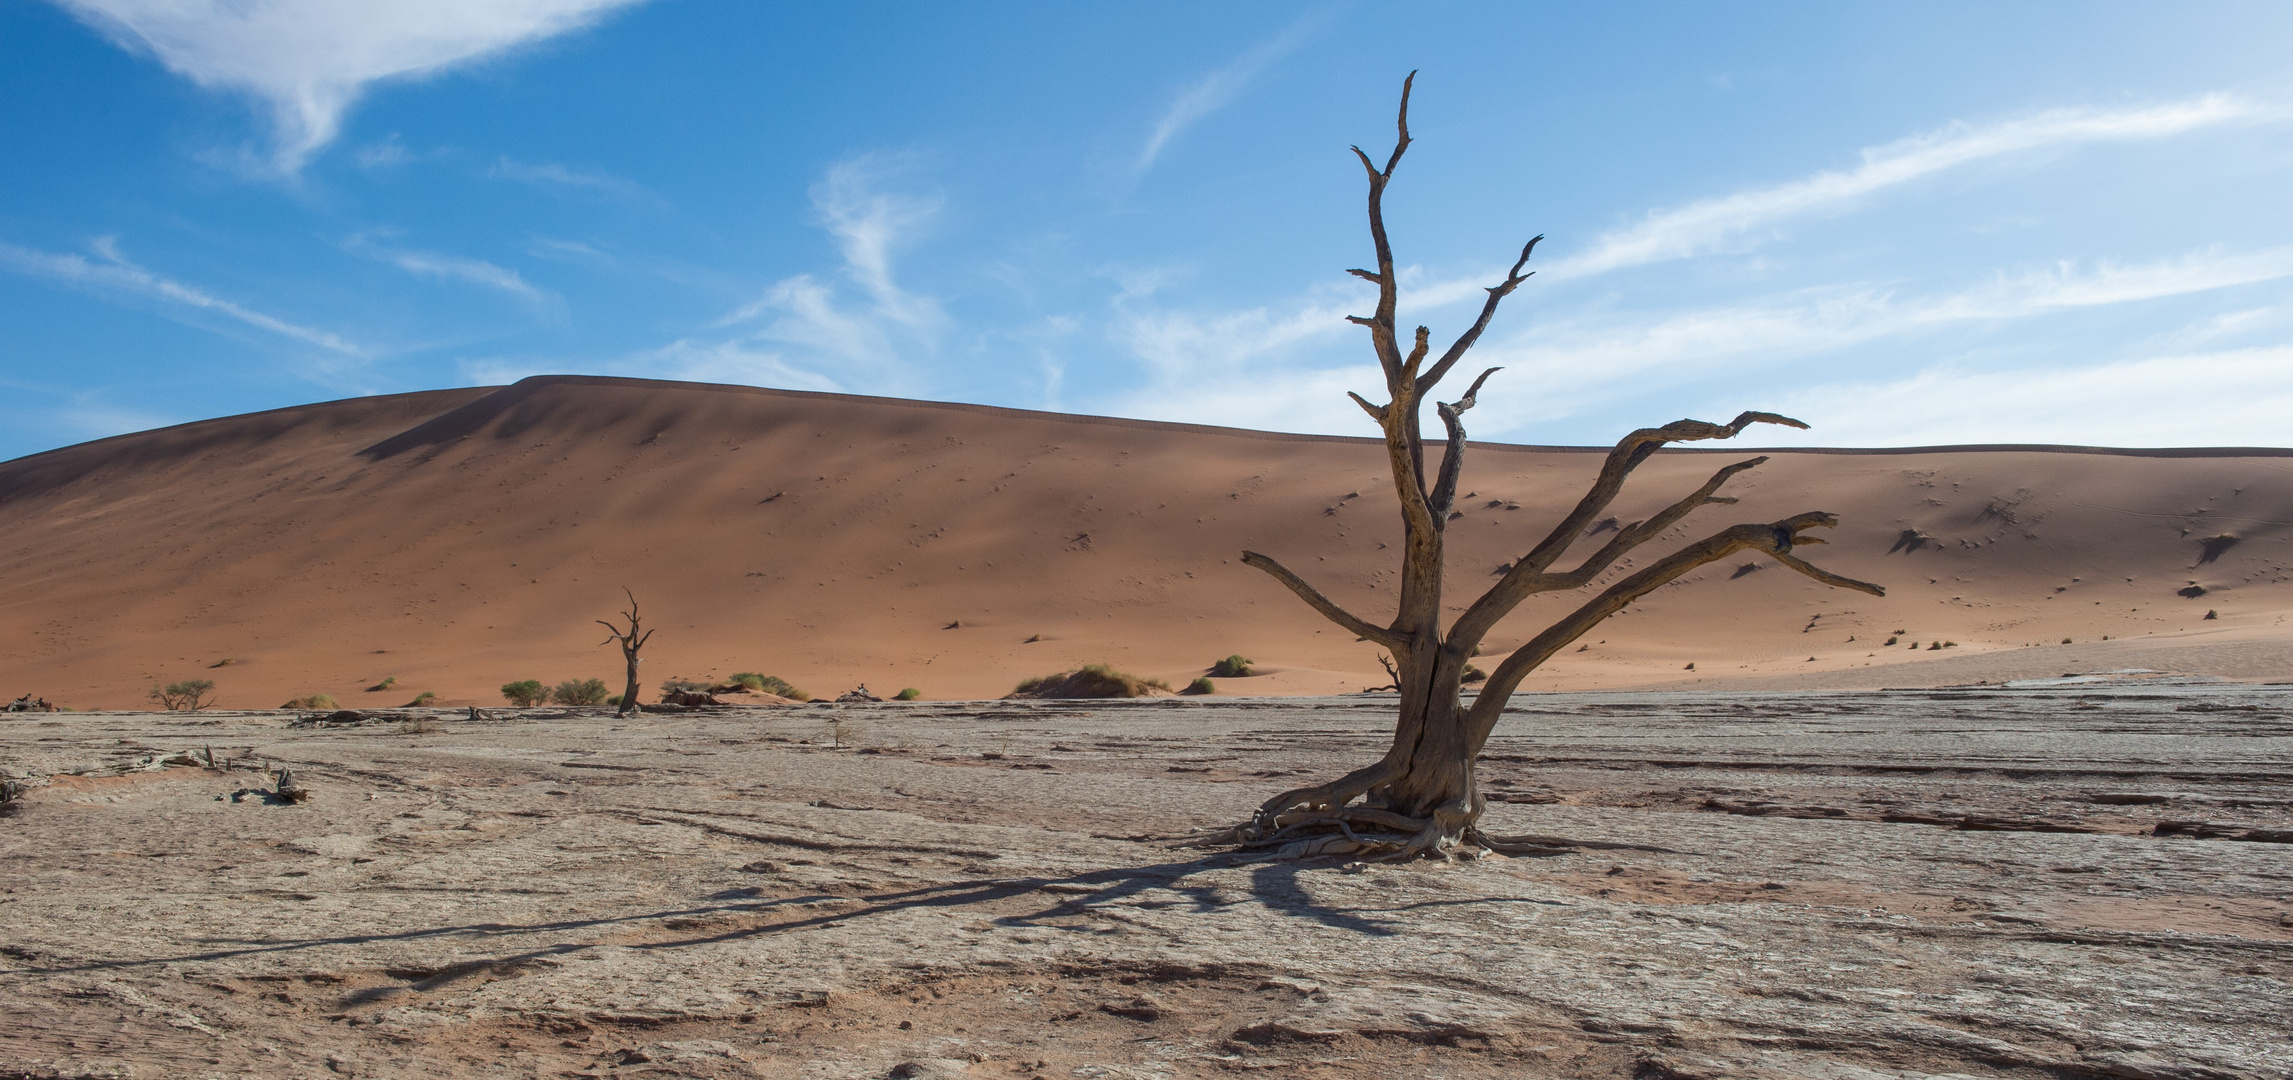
{"left": 149, "top": 678, "right": 216, "bottom": 712}
{"left": 597, "top": 589, "right": 654, "bottom": 718}
{"left": 1234, "top": 74, "right": 1884, "bottom": 861}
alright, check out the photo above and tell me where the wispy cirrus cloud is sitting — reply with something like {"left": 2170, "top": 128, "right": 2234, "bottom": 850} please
{"left": 706, "top": 154, "right": 940, "bottom": 387}
{"left": 0, "top": 237, "right": 363, "bottom": 355}
{"left": 488, "top": 156, "right": 648, "bottom": 199}
{"left": 1136, "top": 11, "right": 1324, "bottom": 172}
{"left": 50, "top": 0, "right": 648, "bottom": 172}
{"left": 1552, "top": 95, "right": 2288, "bottom": 278}
{"left": 344, "top": 232, "right": 549, "bottom": 303}
{"left": 588, "top": 156, "right": 948, "bottom": 393}
{"left": 1760, "top": 346, "right": 2293, "bottom": 447}
{"left": 1110, "top": 244, "right": 2293, "bottom": 437}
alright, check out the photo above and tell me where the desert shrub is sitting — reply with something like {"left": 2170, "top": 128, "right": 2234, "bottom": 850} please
{"left": 282, "top": 693, "right": 337, "bottom": 710}
{"left": 659, "top": 678, "right": 709, "bottom": 696}
{"left": 1461, "top": 664, "right": 1487, "bottom": 684}
{"left": 149, "top": 679, "right": 216, "bottom": 711}
{"left": 730, "top": 673, "right": 808, "bottom": 700}
{"left": 1009, "top": 664, "right": 1172, "bottom": 699}
{"left": 500, "top": 679, "right": 547, "bottom": 707}
{"left": 368, "top": 676, "right": 395, "bottom": 692}
{"left": 896, "top": 687, "right": 921, "bottom": 700}
{"left": 1210, "top": 654, "right": 1254, "bottom": 678}
{"left": 404, "top": 691, "right": 437, "bottom": 707}
{"left": 1185, "top": 677, "right": 1215, "bottom": 695}
{"left": 607, "top": 694, "right": 623, "bottom": 706}
{"left": 552, "top": 678, "right": 610, "bottom": 706}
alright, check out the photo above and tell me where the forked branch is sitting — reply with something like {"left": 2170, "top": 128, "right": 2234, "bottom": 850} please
{"left": 1510, "top": 412, "right": 1809, "bottom": 579}
{"left": 1462, "top": 513, "right": 1882, "bottom": 743}
{"left": 1450, "top": 455, "right": 1767, "bottom": 645}
{"left": 1427, "top": 366, "right": 1501, "bottom": 524}
{"left": 1418, "top": 235, "right": 1542, "bottom": 396}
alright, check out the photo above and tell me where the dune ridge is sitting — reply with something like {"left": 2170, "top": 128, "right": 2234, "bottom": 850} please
{"left": 2, "top": 375, "right": 2288, "bottom": 709}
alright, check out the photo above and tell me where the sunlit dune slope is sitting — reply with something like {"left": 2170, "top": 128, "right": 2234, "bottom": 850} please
{"left": 2, "top": 375, "right": 2290, "bottom": 709}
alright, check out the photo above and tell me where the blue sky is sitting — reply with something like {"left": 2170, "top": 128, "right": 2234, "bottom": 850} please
{"left": 3, "top": 2, "right": 2291, "bottom": 462}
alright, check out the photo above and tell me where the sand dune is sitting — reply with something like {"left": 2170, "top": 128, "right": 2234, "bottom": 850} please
{"left": 1, "top": 374, "right": 2288, "bottom": 709}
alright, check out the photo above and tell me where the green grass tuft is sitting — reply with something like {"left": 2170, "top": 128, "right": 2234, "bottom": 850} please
{"left": 500, "top": 679, "right": 547, "bottom": 707}
{"left": 552, "top": 678, "right": 610, "bottom": 706}
{"left": 1209, "top": 654, "right": 1254, "bottom": 678}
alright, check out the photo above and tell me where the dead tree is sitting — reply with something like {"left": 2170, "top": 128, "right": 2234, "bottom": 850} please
{"left": 597, "top": 589, "right": 654, "bottom": 718}
{"left": 1234, "top": 74, "right": 1884, "bottom": 861}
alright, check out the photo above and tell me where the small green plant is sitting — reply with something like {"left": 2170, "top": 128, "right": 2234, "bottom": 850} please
{"left": 606, "top": 693, "right": 623, "bottom": 706}
{"left": 1185, "top": 677, "right": 1215, "bottom": 695}
{"left": 1210, "top": 654, "right": 1255, "bottom": 678}
{"left": 149, "top": 679, "right": 216, "bottom": 711}
{"left": 1461, "top": 664, "right": 1487, "bottom": 684}
{"left": 368, "top": 676, "right": 396, "bottom": 692}
{"left": 404, "top": 691, "right": 437, "bottom": 707}
{"left": 500, "top": 680, "right": 547, "bottom": 707}
{"left": 282, "top": 693, "right": 337, "bottom": 710}
{"left": 895, "top": 687, "right": 921, "bottom": 700}
{"left": 552, "top": 678, "right": 611, "bottom": 706}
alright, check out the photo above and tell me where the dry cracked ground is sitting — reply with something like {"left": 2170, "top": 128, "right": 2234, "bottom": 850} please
{"left": 2, "top": 680, "right": 2289, "bottom": 1080}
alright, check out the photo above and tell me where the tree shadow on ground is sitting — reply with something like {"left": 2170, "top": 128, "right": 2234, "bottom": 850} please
{"left": 13, "top": 850, "right": 1576, "bottom": 981}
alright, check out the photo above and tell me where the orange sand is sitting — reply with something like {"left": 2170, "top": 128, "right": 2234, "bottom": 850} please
{"left": 1, "top": 375, "right": 2287, "bottom": 709}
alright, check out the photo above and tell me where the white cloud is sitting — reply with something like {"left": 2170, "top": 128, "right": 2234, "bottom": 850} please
{"left": 1137, "top": 12, "right": 1321, "bottom": 172}
{"left": 488, "top": 156, "right": 647, "bottom": 199}
{"left": 344, "top": 233, "right": 549, "bottom": 303}
{"left": 52, "top": 0, "right": 647, "bottom": 172}
{"left": 699, "top": 158, "right": 947, "bottom": 391}
{"left": 1463, "top": 245, "right": 2293, "bottom": 417}
{"left": 1104, "top": 244, "right": 2293, "bottom": 437}
{"left": 1759, "top": 347, "right": 2293, "bottom": 447}
{"left": 0, "top": 237, "right": 363, "bottom": 354}
{"left": 1554, "top": 95, "right": 2285, "bottom": 278}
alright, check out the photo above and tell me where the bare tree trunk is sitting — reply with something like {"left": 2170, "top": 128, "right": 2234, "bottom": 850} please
{"left": 597, "top": 589, "right": 653, "bottom": 718}
{"left": 1232, "top": 74, "right": 1884, "bottom": 861}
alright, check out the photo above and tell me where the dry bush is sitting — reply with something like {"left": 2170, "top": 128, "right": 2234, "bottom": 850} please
{"left": 729, "top": 673, "right": 808, "bottom": 700}
{"left": 282, "top": 693, "right": 337, "bottom": 710}
{"left": 1008, "top": 664, "right": 1174, "bottom": 699}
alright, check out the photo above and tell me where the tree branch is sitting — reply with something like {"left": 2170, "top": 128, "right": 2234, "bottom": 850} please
{"left": 1241, "top": 551, "right": 1407, "bottom": 651}
{"left": 1427, "top": 367, "right": 1501, "bottom": 526}
{"left": 1402, "top": 326, "right": 1430, "bottom": 381}
{"left": 1418, "top": 234, "right": 1542, "bottom": 396}
{"left": 1462, "top": 513, "right": 1882, "bottom": 745}
{"left": 1384, "top": 70, "right": 1415, "bottom": 177}
{"left": 1509, "top": 412, "right": 1809, "bottom": 580}
{"left": 1449, "top": 455, "right": 1767, "bottom": 647}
